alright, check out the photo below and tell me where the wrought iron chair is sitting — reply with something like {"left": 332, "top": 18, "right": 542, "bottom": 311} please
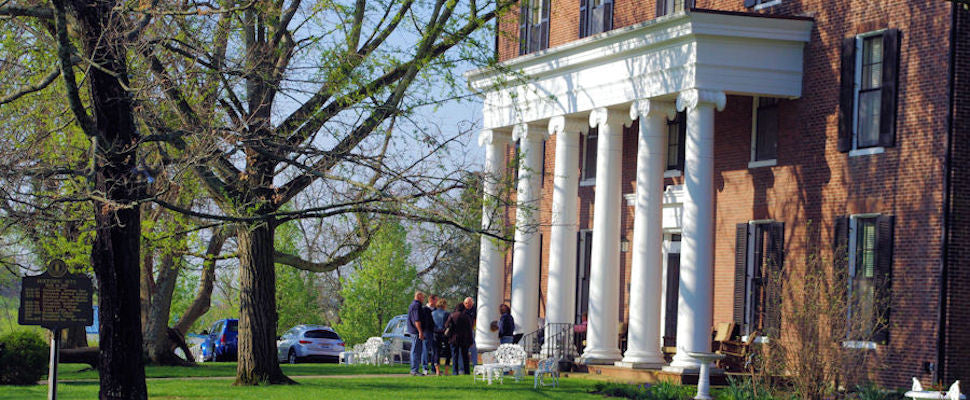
{"left": 533, "top": 357, "right": 560, "bottom": 388}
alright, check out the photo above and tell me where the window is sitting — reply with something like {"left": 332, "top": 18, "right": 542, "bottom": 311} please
{"left": 743, "top": 0, "right": 781, "bottom": 10}
{"left": 838, "top": 214, "right": 894, "bottom": 344}
{"left": 665, "top": 111, "right": 686, "bottom": 172}
{"left": 734, "top": 222, "right": 784, "bottom": 337}
{"left": 519, "top": 0, "right": 550, "bottom": 55}
{"left": 838, "top": 29, "right": 900, "bottom": 154}
{"left": 751, "top": 97, "right": 779, "bottom": 165}
{"left": 581, "top": 128, "right": 598, "bottom": 184}
{"left": 579, "top": 0, "right": 613, "bottom": 38}
{"left": 656, "top": 0, "right": 690, "bottom": 18}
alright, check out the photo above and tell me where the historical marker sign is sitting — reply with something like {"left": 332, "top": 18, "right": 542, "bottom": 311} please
{"left": 18, "top": 267, "right": 94, "bottom": 329}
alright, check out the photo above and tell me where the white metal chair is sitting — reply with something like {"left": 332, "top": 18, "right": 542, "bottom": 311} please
{"left": 474, "top": 352, "right": 501, "bottom": 384}
{"left": 494, "top": 343, "right": 527, "bottom": 382}
{"left": 360, "top": 337, "right": 384, "bottom": 365}
{"left": 533, "top": 357, "right": 559, "bottom": 388}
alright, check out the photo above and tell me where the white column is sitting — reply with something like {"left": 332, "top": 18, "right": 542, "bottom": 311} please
{"left": 476, "top": 129, "right": 512, "bottom": 352}
{"left": 580, "top": 107, "right": 625, "bottom": 364}
{"left": 544, "top": 116, "right": 586, "bottom": 353}
{"left": 667, "top": 89, "right": 726, "bottom": 371}
{"left": 510, "top": 123, "right": 547, "bottom": 336}
{"left": 620, "top": 99, "right": 676, "bottom": 368}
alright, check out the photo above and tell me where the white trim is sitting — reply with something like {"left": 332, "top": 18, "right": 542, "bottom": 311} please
{"left": 841, "top": 340, "right": 878, "bottom": 350}
{"left": 580, "top": 179, "right": 596, "bottom": 187}
{"left": 748, "top": 159, "right": 777, "bottom": 169}
{"left": 848, "top": 146, "right": 885, "bottom": 157}
{"left": 741, "top": 335, "right": 771, "bottom": 344}
{"left": 664, "top": 169, "right": 682, "bottom": 178}
{"left": 752, "top": 0, "right": 782, "bottom": 10}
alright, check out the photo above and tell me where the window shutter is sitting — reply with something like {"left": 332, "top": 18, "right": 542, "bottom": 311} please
{"left": 764, "top": 222, "right": 784, "bottom": 336}
{"left": 838, "top": 37, "right": 856, "bottom": 153}
{"left": 879, "top": 29, "right": 901, "bottom": 148}
{"left": 677, "top": 113, "right": 687, "bottom": 170}
{"left": 579, "top": 0, "right": 588, "bottom": 38}
{"left": 733, "top": 224, "right": 748, "bottom": 325}
{"left": 519, "top": 1, "right": 529, "bottom": 55}
{"left": 872, "top": 215, "right": 894, "bottom": 344}
{"left": 744, "top": 0, "right": 757, "bottom": 8}
{"left": 655, "top": 0, "right": 666, "bottom": 18}
{"left": 540, "top": 0, "right": 550, "bottom": 50}
{"left": 664, "top": 252, "right": 680, "bottom": 346}
{"left": 603, "top": 0, "right": 613, "bottom": 32}
{"left": 833, "top": 216, "right": 850, "bottom": 337}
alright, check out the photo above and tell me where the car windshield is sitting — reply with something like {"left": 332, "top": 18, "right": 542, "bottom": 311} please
{"left": 226, "top": 320, "right": 238, "bottom": 333}
{"left": 304, "top": 330, "right": 340, "bottom": 339}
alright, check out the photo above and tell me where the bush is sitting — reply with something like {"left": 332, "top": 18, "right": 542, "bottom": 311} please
{"left": 0, "top": 330, "right": 48, "bottom": 385}
{"left": 592, "top": 381, "right": 695, "bottom": 400}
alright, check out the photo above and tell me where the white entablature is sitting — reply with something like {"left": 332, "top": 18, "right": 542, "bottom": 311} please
{"left": 465, "top": 10, "right": 813, "bottom": 129}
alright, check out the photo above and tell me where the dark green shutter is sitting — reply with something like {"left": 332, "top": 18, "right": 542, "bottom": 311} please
{"left": 764, "top": 222, "right": 785, "bottom": 337}
{"left": 734, "top": 224, "right": 748, "bottom": 325}
{"left": 833, "top": 216, "right": 850, "bottom": 338}
{"left": 677, "top": 111, "right": 687, "bottom": 171}
{"left": 879, "top": 29, "right": 901, "bottom": 148}
{"left": 872, "top": 215, "right": 894, "bottom": 344}
{"left": 519, "top": 1, "right": 529, "bottom": 55}
{"left": 579, "top": 0, "right": 588, "bottom": 37}
{"left": 838, "top": 38, "right": 856, "bottom": 153}
{"left": 656, "top": 0, "right": 666, "bottom": 17}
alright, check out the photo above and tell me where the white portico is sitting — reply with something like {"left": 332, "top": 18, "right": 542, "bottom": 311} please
{"left": 469, "top": 9, "right": 811, "bottom": 370}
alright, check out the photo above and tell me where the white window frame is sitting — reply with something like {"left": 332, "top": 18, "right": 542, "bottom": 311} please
{"left": 749, "top": 97, "right": 779, "bottom": 169}
{"left": 842, "top": 213, "right": 881, "bottom": 349}
{"left": 752, "top": 0, "right": 782, "bottom": 10}
{"left": 849, "top": 30, "right": 887, "bottom": 157}
{"left": 743, "top": 219, "right": 774, "bottom": 338}
{"left": 580, "top": 130, "right": 597, "bottom": 186}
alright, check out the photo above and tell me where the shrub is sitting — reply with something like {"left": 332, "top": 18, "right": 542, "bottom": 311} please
{"left": 0, "top": 330, "right": 48, "bottom": 385}
{"left": 592, "top": 381, "right": 695, "bottom": 400}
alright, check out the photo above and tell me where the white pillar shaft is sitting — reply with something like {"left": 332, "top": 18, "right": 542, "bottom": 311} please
{"left": 546, "top": 118, "right": 582, "bottom": 327}
{"left": 581, "top": 108, "right": 624, "bottom": 363}
{"left": 622, "top": 101, "right": 672, "bottom": 366}
{"left": 670, "top": 89, "right": 723, "bottom": 369}
{"left": 510, "top": 126, "right": 545, "bottom": 335}
{"left": 476, "top": 130, "right": 510, "bottom": 352}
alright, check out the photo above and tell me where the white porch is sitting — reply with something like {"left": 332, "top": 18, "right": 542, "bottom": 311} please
{"left": 469, "top": 9, "right": 812, "bottom": 370}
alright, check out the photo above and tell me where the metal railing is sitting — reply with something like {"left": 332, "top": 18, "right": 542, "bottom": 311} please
{"left": 515, "top": 322, "right": 576, "bottom": 360}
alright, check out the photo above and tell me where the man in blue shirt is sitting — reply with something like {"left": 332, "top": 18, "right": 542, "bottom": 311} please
{"left": 407, "top": 291, "right": 426, "bottom": 376}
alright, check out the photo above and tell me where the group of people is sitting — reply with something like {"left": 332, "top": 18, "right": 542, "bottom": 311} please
{"left": 407, "top": 291, "right": 518, "bottom": 376}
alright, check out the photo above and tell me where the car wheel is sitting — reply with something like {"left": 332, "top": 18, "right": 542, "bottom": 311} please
{"left": 288, "top": 349, "right": 298, "bottom": 364}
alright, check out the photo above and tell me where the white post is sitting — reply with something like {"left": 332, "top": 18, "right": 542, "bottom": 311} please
{"left": 580, "top": 107, "right": 625, "bottom": 364}
{"left": 620, "top": 99, "right": 676, "bottom": 368}
{"left": 544, "top": 116, "right": 585, "bottom": 355}
{"left": 668, "top": 89, "right": 726, "bottom": 371}
{"left": 476, "top": 129, "right": 511, "bottom": 352}
{"left": 510, "top": 123, "right": 548, "bottom": 336}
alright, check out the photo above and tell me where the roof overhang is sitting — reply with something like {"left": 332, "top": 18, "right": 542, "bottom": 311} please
{"left": 465, "top": 9, "right": 814, "bottom": 129}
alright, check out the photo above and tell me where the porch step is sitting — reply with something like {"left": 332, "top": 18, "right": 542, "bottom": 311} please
{"left": 563, "top": 364, "right": 731, "bottom": 386}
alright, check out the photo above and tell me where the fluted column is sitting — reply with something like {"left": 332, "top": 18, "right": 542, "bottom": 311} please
{"left": 581, "top": 107, "right": 626, "bottom": 364}
{"left": 510, "top": 123, "right": 548, "bottom": 336}
{"left": 668, "top": 89, "right": 726, "bottom": 371}
{"left": 476, "top": 129, "right": 512, "bottom": 352}
{"left": 621, "top": 99, "right": 676, "bottom": 367}
{"left": 544, "top": 116, "right": 586, "bottom": 354}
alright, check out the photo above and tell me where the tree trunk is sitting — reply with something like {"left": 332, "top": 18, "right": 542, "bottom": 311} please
{"left": 235, "top": 221, "right": 293, "bottom": 385}
{"left": 60, "top": 347, "right": 99, "bottom": 369}
{"left": 144, "top": 251, "right": 184, "bottom": 365}
{"left": 62, "top": 325, "right": 89, "bottom": 349}
{"left": 71, "top": 0, "right": 148, "bottom": 397}
{"left": 175, "top": 227, "right": 228, "bottom": 335}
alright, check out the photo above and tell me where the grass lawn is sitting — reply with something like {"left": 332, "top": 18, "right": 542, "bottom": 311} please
{"left": 4, "top": 374, "right": 603, "bottom": 399}
{"left": 51, "top": 362, "right": 410, "bottom": 380}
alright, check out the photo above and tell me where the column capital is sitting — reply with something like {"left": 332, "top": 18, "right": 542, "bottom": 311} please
{"left": 676, "top": 89, "right": 726, "bottom": 112}
{"left": 589, "top": 107, "right": 628, "bottom": 130}
{"left": 478, "top": 129, "right": 512, "bottom": 147}
{"left": 548, "top": 115, "right": 587, "bottom": 139}
{"left": 512, "top": 123, "right": 549, "bottom": 142}
{"left": 630, "top": 99, "right": 677, "bottom": 121}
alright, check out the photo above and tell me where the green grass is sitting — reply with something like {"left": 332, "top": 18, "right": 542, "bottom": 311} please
{"left": 51, "top": 362, "right": 410, "bottom": 380}
{"left": 3, "top": 374, "right": 602, "bottom": 399}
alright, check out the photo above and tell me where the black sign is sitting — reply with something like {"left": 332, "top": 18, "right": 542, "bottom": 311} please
{"left": 18, "top": 272, "right": 94, "bottom": 329}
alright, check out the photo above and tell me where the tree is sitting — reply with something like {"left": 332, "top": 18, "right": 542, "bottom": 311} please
{"left": 421, "top": 173, "right": 484, "bottom": 301}
{"left": 336, "top": 221, "right": 416, "bottom": 346}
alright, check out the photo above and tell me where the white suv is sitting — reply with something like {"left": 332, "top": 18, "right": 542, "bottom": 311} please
{"left": 277, "top": 325, "right": 345, "bottom": 364}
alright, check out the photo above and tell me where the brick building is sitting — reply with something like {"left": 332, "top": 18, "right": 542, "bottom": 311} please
{"left": 467, "top": 0, "right": 970, "bottom": 388}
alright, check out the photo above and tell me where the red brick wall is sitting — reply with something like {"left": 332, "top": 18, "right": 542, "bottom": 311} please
{"left": 492, "top": 0, "right": 955, "bottom": 388}
{"left": 943, "top": 3, "right": 970, "bottom": 386}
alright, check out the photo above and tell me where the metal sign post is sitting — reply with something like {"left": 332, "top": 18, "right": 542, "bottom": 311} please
{"left": 17, "top": 260, "right": 93, "bottom": 400}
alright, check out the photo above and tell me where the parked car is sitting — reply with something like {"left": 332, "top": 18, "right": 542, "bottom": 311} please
{"left": 200, "top": 319, "right": 238, "bottom": 362}
{"left": 381, "top": 314, "right": 413, "bottom": 363}
{"left": 276, "top": 325, "right": 345, "bottom": 363}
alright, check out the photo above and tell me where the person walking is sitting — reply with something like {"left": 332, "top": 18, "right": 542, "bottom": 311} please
{"left": 498, "top": 303, "right": 515, "bottom": 344}
{"left": 445, "top": 303, "right": 472, "bottom": 375}
{"left": 421, "top": 294, "right": 437, "bottom": 374}
{"left": 463, "top": 297, "right": 477, "bottom": 367}
{"left": 432, "top": 298, "right": 450, "bottom": 375}
{"left": 407, "top": 291, "right": 426, "bottom": 376}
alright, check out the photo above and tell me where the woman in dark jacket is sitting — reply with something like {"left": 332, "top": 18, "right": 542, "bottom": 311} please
{"left": 498, "top": 303, "right": 515, "bottom": 344}
{"left": 444, "top": 303, "right": 473, "bottom": 375}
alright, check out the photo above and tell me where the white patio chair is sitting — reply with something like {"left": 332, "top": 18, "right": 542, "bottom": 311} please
{"left": 474, "top": 352, "right": 501, "bottom": 384}
{"left": 533, "top": 357, "right": 559, "bottom": 388}
{"left": 360, "top": 337, "right": 384, "bottom": 365}
{"left": 494, "top": 343, "right": 527, "bottom": 382}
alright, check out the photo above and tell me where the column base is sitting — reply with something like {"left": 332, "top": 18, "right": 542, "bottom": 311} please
{"left": 476, "top": 335, "right": 499, "bottom": 353}
{"left": 618, "top": 351, "right": 666, "bottom": 369}
{"left": 614, "top": 360, "right": 665, "bottom": 369}
{"left": 661, "top": 364, "right": 724, "bottom": 376}
{"left": 579, "top": 348, "right": 623, "bottom": 365}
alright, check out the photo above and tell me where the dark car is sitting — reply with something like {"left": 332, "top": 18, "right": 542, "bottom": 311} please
{"left": 200, "top": 319, "right": 238, "bottom": 362}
